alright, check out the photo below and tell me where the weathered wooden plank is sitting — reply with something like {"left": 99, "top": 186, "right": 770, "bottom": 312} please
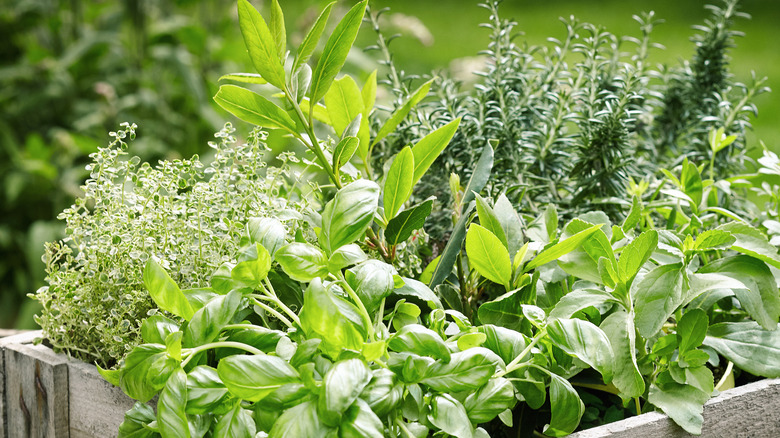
{"left": 67, "top": 360, "right": 135, "bottom": 438}
{"left": 0, "top": 330, "right": 44, "bottom": 438}
{"left": 570, "top": 378, "right": 780, "bottom": 438}
{"left": 4, "top": 342, "right": 69, "bottom": 438}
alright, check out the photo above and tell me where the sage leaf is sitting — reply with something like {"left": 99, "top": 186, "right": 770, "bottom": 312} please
{"left": 388, "top": 324, "right": 451, "bottom": 362}
{"left": 466, "top": 224, "right": 512, "bottom": 289}
{"left": 318, "top": 358, "right": 372, "bottom": 427}
{"left": 633, "top": 263, "right": 684, "bottom": 338}
{"left": 144, "top": 257, "right": 194, "bottom": 320}
{"left": 428, "top": 394, "right": 474, "bottom": 438}
{"left": 385, "top": 200, "right": 434, "bottom": 246}
{"left": 544, "top": 374, "right": 585, "bottom": 437}
{"left": 384, "top": 146, "right": 415, "bottom": 220}
{"left": 309, "top": 1, "right": 367, "bottom": 103}
{"left": 547, "top": 318, "right": 614, "bottom": 382}
{"left": 214, "top": 85, "right": 297, "bottom": 134}
{"left": 319, "top": 179, "right": 380, "bottom": 254}
{"left": 236, "top": 0, "right": 285, "bottom": 89}
{"left": 292, "top": 2, "right": 333, "bottom": 74}
{"left": 275, "top": 242, "right": 328, "bottom": 282}
{"left": 217, "top": 354, "right": 299, "bottom": 402}
{"left": 410, "top": 118, "right": 461, "bottom": 186}
{"left": 157, "top": 368, "right": 190, "bottom": 438}
{"left": 704, "top": 321, "right": 780, "bottom": 377}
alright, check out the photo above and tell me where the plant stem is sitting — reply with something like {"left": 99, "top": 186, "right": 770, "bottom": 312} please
{"left": 261, "top": 278, "right": 301, "bottom": 325}
{"left": 182, "top": 341, "right": 263, "bottom": 367}
{"left": 336, "top": 272, "right": 375, "bottom": 341}
{"left": 497, "top": 328, "right": 547, "bottom": 377}
{"left": 250, "top": 297, "right": 293, "bottom": 328}
{"left": 634, "top": 397, "right": 642, "bottom": 415}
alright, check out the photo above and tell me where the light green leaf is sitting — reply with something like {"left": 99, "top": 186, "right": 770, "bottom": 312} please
{"left": 186, "top": 366, "right": 235, "bottom": 416}
{"left": 718, "top": 222, "right": 780, "bottom": 269}
{"left": 463, "top": 378, "right": 516, "bottom": 424}
{"left": 157, "top": 369, "right": 190, "bottom": 438}
{"left": 549, "top": 288, "right": 618, "bottom": 320}
{"left": 428, "top": 394, "right": 474, "bottom": 438}
{"left": 681, "top": 158, "right": 703, "bottom": 208}
{"left": 275, "top": 242, "right": 328, "bottom": 282}
{"left": 183, "top": 290, "right": 242, "bottom": 348}
{"left": 292, "top": 2, "right": 333, "bottom": 74}
{"left": 333, "top": 136, "right": 359, "bottom": 170}
{"left": 410, "top": 118, "right": 461, "bottom": 186}
{"left": 704, "top": 322, "right": 780, "bottom": 377}
{"left": 237, "top": 0, "right": 285, "bottom": 89}
{"left": 120, "top": 344, "right": 179, "bottom": 403}
{"left": 384, "top": 146, "right": 415, "bottom": 220}
{"left": 385, "top": 200, "right": 434, "bottom": 246}
{"left": 246, "top": 217, "right": 286, "bottom": 257}
{"left": 601, "top": 311, "right": 645, "bottom": 401}
{"left": 231, "top": 243, "right": 272, "bottom": 288}
{"left": 478, "top": 325, "right": 527, "bottom": 366}
{"left": 340, "top": 398, "right": 385, "bottom": 438}
{"left": 268, "top": 0, "right": 286, "bottom": 60}
{"left": 475, "top": 194, "right": 508, "bottom": 249}
{"left": 392, "top": 277, "right": 443, "bottom": 311}
{"left": 318, "top": 358, "right": 372, "bottom": 427}
{"left": 144, "top": 258, "right": 194, "bottom": 320}
{"left": 373, "top": 79, "right": 434, "bottom": 146}
{"left": 421, "top": 348, "right": 499, "bottom": 392}
{"left": 617, "top": 230, "right": 658, "bottom": 284}
{"left": 648, "top": 383, "right": 709, "bottom": 435}
{"left": 547, "top": 318, "right": 614, "bottom": 382}
{"left": 328, "top": 243, "right": 367, "bottom": 272}
{"left": 525, "top": 224, "right": 603, "bottom": 272}
{"left": 349, "top": 260, "right": 395, "bottom": 314}
{"left": 299, "top": 278, "right": 366, "bottom": 358}
{"left": 309, "top": 1, "right": 367, "bottom": 104}
{"left": 269, "top": 401, "right": 332, "bottom": 438}
{"left": 544, "top": 374, "right": 585, "bottom": 437}
{"left": 217, "top": 354, "right": 300, "bottom": 402}
{"left": 493, "top": 194, "right": 524, "bottom": 258}
{"left": 218, "top": 72, "right": 267, "bottom": 84}
{"left": 622, "top": 195, "right": 642, "bottom": 232}
{"left": 677, "top": 309, "right": 708, "bottom": 355}
{"left": 214, "top": 85, "right": 296, "bottom": 134}
{"left": 477, "top": 287, "right": 528, "bottom": 331}
{"left": 693, "top": 229, "right": 735, "bottom": 251}
{"left": 388, "top": 324, "right": 451, "bottom": 362}
{"left": 466, "top": 224, "right": 512, "bottom": 289}
{"left": 558, "top": 219, "right": 614, "bottom": 284}
{"left": 324, "top": 75, "right": 364, "bottom": 138}
{"left": 117, "top": 402, "right": 157, "bottom": 438}
{"left": 633, "top": 263, "right": 684, "bottom": 338}
{"left": 320, "top": 179, "right": 380, "bottom": 254}
{"left": 213, "top": 405, "right": 256, "bottom": 438}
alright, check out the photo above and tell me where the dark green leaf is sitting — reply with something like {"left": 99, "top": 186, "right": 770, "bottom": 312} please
{"left": 214, "top": 85, "right": 297, "bottom": 134}
{"left": 463, "top": 378, "right": 516, "bottom": 424}
{"left": 319, "top": 179, "right": 380, "bottom": 254}
{"left": 186, "top": 366, "right": 235, "bottom": 415}
{"left": 213, "top": 404, "right": 256, "bottom": 438}
{"left": 677, "top": 309, "right": 708, "bottom": 355}
{"left": 429, "top": 203, "right": 474, "bottom": 289}
{"left": 385, "top": 200, "right": 434, "bottom": 246}
{"left": 384, "top": 146, "right": 415, "bottom": 220}
{"left": 633, "top": 263, "right": 685, "bottom": 338}
{"left": 237, "top": 0, "right": 285, "bottom": 88}
{"left": 617, "top": 230, "right": 658, "bottom": 284}
{"left": 309, "top": 1, "right": 367, "bottom": 103}
{"left": 466, "top": 224, "right": 512, "bottom": 289}
{"left": 392, "top": 277, "right": 442, "bottom": 310}
{"left": 292, "top": 2, "right": 333, "bottom": 74}
{"left": 547, "top": 318, "right": 614, "bottom": 382}
{"left": 117, "top": 402, "right": 157, "bottom": 438}
{"left": 247, "top": 217, "right": 286, "bottom": 257}
{"left": 421, "top": 348, "right": 499, "bottom": 392}
{"left": 275, "top": 242, "right": 328, "bottom": 282}
{"left": 648, "top": 383, "right": 709, "bottom": 435}
{"left": 158, "top": 368, "right": 189, "bottom": 438}
{"left": 600, "top": 311, "right": 644, "bottom": 400}
{"left": 704, "top": 322, "right": 780, "bottom": 377}
{"left": 144, "top": 258, "right": 194, "bottom": 320}
{"left": 224, "top": 326, "right": 284, "bottom": 353}
{"left": 410, "top": 118, "right": 461, "bottom": 186}
{"left": 299, "top": 278, "right": 366, "bottom": 358}
{"left": 461, "top": 143, "right": 494, "bottom": 210}
{"left": 428, "top": 394, "right": 475, "bottom": 438}
{"left": 388, "top": 324, "right": 451, "bottom": 362}
{"left": 373, "top": 79, "right": 433, "bottom": 146}
{"left": 318, "top": 358, "right": 372, "bottom": 426}
{"left": 544, "top": 374, "right": 585, "bottom": 437}
{"left": 217, "top": 354, "right": 300, "bottom": 402}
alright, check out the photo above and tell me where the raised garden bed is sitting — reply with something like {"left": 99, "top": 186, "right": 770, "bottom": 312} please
{"left": 1, "top": 330, "right": 779, "bottom": 438}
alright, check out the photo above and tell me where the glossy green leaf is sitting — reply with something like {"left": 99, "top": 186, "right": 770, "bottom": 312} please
{"left": 224, "top": 326, "right": 284, "bottom": 353}
{"left": 231, "top": 243, "right": 272, "bottom": 288}
{"left": 389, "top": 324, "right": 451, "bottom": 362}
{"left": 328, "top": 243, "right": 367, "bottom": 272}
{"left": 214, "top": 85, "right": 296, "bottom": 134}
{"left": 373, "top": 79, "right": 434, "bottom": 147}
{"left": 477, "top": 288, "right": 526, "bottom": 331}
{"left": 558, "top": 219, "right": 614, "bottom": 284}
{"left": 475, "top": 194, "right": 508, "bottom": 249}
{"left": 117, "top": 402, "right": 157, "bottom": 438}
{"left": 218, "top": 354, "right": 300, "bottom": 402}
{"left": 268, "top": 0, "right": 286, "bottom": 60}
{"left": 185, "top": 366, "right": 235, "bottom": 415}
{"left": 144, "top": 258, "right": 194, "bottom": 320}
{"left": 600, "top": 311, "right": 644, "bottom": 400}
{"left": 704, "top": 321, "right": 780, "bottom": 377}
{"left": 324, "top": 75, "right": 364, "bottom": 138}
{"left": 493, "top": 194, "right": 524, "bottom": 258}
{"left": 359, "top": 368, "right": 403, "bottom": 417}
{"left": 120, "top": 344, "right": 179, "bottom": 403}
{"left": 622, "top": 195, "right": 642, "bottom": 232}
{"left": 183, "top": 290, "right": 241, "bottom": 348}
{"left": 548, "top": 318, "right": 614, "bottom": 382}
{"left": 164, "top": 331, "right": 182, "bottom": 362}
{"left": 421, "top": 348, "right": 499, "bottom": 392}
{"left": 392, "top": 277, "right": 443, "bottom": 310}
{"left": 141, "top": 315, "right": 179, "bottom": 345}
{"left": 309, "top": 1, "right": 367, "bottom": 103}
{"left": 349, "top": 259, "right": 395, "bottom": 313}
{"left": 544, "top": 374, "right": 585, "bottom": 437}
{"left": 618, "top": 230, "right": 657, "bottom": 284}
{"left": 275, "top": 242, "right": 328, "bottom": 282}
{"left": 333, "top": 136, "right": 360, "bottom": 170}
{"left": 210, "top": 263, "right": 237, "bottom": 294}
{"left": 681, "top": 158, "right": 703, "bottom": 207}
{"left": 633, "top": 263, "right": 685, "bottom": 338}
{"left": 237, "top": 0, "right": 285, "bottom": 88}
{"left": 521, "top": 305, "right": 546, "bottom": 330}
{"left": 718, "top": 222, "right": 780, "bottom": 269}
{"left": 269, "top": 400, "right": 332, "bottom": 438}
{"left": 699, "top": 255, "right": 780, "bottom": 330}
{"left": 318, "top": 358, "right": 372, "bottom": 426}
{"left": 457, "top": 332, "right": 487, "bottom": 351}
{"left": 292, "top": 2, "right": 333, "bottom": 74}
{"left": 385, "top": 200, "right": 433, "bottom": 246}
{"left": 319, "top": 179, "right": 380, "bottom": 254}
{"left": 428, "top": 394, "right": 475, "bottom": 438}
{"left": 157, "top": 368, "right": 189, "bottom": 438}
{"left": 339, "top": 398, "right": 384, "bottom": 438}
{"left": 218, "top": 72, "right": 267, "bottom": 84}
{"left": 648, "top": 383, "right": 709, "bottom": 435}
{"left": 466, "top": 224, "right": 512, "bottom": 289}
{"left": 525, "top": 224, "right": 603, "bottom": 272}
{"left": 463, "top": 378, "right": 516, "bottom": 424}
{"left": 213, "top": 404, "right": 256, "bottom": 438}
{"left": 549, "top": 288, "right": 617, "bottom": 320}
{"left": 693, "top": 229, "right": 735, "bottom": 251}
{"left": 479, "top": 325, "right": 527, "bottom": 365}
{"left": 384, "top": 146, "right": 415, "bottom": 220}
{"left": 299, "top": 278, "right": 366, "bottom": 358}
{"left": 410, "top": 118, "right": 461, "bottom": 186}
{"left": 677, "top": 309, "right": 708, "bottom": 355}
{"left": 461, "top": 143, "right": 494, "bottom": 209}
{"left": 247, "top": 217, "right": 286, "bottom": 257}
{"left": 389, "top": 352, "right": 435, "bottom": 384}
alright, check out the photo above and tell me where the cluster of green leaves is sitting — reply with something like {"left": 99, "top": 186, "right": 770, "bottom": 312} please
{"left": 0, "top": 0, "right": 246, "bottom": 328}
{"left": 33, "top": 122, "right": 312, "bottom": 368}
{"left": 375, "top": 0, "right": 768, "bottom": 236}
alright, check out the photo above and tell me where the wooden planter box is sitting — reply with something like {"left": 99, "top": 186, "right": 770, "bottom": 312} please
{"left": 2, "top": 330, "right": 779, "bottom": 437}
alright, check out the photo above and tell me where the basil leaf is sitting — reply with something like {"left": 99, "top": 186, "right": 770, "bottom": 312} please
{"left": 558, "top": 219, "right": 614, "bottom": 284}
{"left": 328, "top": 243, "right": 367, "bottom": 272}
{"left": 388, "top": 324, "right": 451, "bottom": 362}
{"left": 428, "top": 394, "right": 474, "bottom": 438}
{"left": 549, "top": 288, "right": 617, "bottom": 320}
{"left": 544, "top": 374, "right": 585, "bottom": 437}
{"left": 493, "top": 194, "right": 524, "bottom": 258}
{"left": 319, "top": 179, "right": 380, "bottom": 254}
{"left": 475, "top": 194, "right": 508, "bottom": 250}
{"left": 466, "top": 224, "right": 512, "bottom": 289}
{"left": 633, "top": 263, "right": 685, "bottom": 338}
{"left": 309, "top": 1, "right": 366, "bottom": 104}
{"left": 183, "top": 290, "right": 241, "bottom": 348}
{"left": 117, "top": 402, "right": 157, "bottom": 438}
{"left": 318, "top": 358, "right": 372, "bottom": 427}
{"left": 268, "top": 400, "right": 333, "bottom": 438}
{"left": 213, "top": 404, "right": 256, "bottom": 438}
{"left": 217, "top": 354, "right": 300, "bottom": 402}
{"left": 421, "top": 348, "right": 499, "bottom": 392}
{"left": 349, "top": 259, "right": 395, "bottom": 314}
{"left": 158, "top": 368, "right": 190, "bottom": 438}
{"left": 479, "top": 324, "right": 527, "bottom": 365}
{"left": 360, "top": 368, "right": 403, "bottom": 417}
{"left": 704, "top": 321, "right": 780, "bottom": 377}
{"left": 214, "top": 85, "right": 296, "bottom": 134}
{"left": 392, "top": 277, "right": 443, "bottom": 311}
{"left": 525, "top": 224, "right": 603, "bottom": 272}
{"left": 231, "top": 243, "right": 272, "bottom": 288}
{"left": 144, "top": 258, "right": 194, "bottom": 320}
{"left": 300, "top": 278, "right": 366, "bottom": 358}
{"left": 236, "top": 0, "right": 285, "bottom": 89}
{"left": 247, "top": 217, "right": 286, "bottom": 257}
{"left": 477, "top": 288, "right": 526, "bottom": 331}
{"left": 185, "top": 365, "right": 235, "bottom": 416}
{"left": 224, "top": 326, "right": 284, "bottom": 353}
{"left": 275, "top": 242, "right": 328, "bottom": 282}
{"left": 463, "top": 378, "right": 517, "bottom": 424}
{"left": 547, "top": 318, "right": 614, "bottom": 383}
{"left": 120, "top": 344, "right": 179, "bottom": 403}
{"left": 141, "top": 314, "right": 180, "bottom": 344}
{"left": 339, "top": 398, "right": 384, "bottom": 438}
{"left": 385, "top": 199, "right": 434, "bottom": 246}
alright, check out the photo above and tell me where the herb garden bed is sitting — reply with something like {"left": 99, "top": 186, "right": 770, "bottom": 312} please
{"left": 1, "top": 331, "right": 779, "bottom": 438}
